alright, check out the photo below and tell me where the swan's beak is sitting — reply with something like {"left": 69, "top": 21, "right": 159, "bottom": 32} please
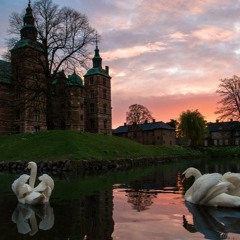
{"left": 24, "top": 164, "right": 30, "bottom": 171}
{"left": 181, "top": 174, "right": 186, "bottom": 183}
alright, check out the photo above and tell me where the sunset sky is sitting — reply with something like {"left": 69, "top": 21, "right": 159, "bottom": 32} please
{"left": 1, "top": 0, "right": 240, "bottom": 128}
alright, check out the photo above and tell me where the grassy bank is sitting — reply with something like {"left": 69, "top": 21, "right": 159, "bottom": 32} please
{"left": 0, "top": 130, "right": 201, "bottom": 161}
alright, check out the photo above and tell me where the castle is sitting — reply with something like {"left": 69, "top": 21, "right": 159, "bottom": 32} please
{"left": 0, "top": 2, "right": 112, "bottom": 135}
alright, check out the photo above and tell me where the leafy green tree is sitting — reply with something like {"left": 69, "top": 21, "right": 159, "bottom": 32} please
{"left": 178, "top": 109, "right": 206, "bottom": 146}
{"left": 126, "top": 104, "right": 154, "bottom": 124}
{"left": 215, "top": 75, "right": 240, "bottom": 120}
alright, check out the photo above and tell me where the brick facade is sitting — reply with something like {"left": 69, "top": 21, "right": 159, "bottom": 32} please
{"left": 113, "top": 121, "right": 176, "bottom": 145}
{"left": 0, "top": 2, "right": 112, "bottom": 135}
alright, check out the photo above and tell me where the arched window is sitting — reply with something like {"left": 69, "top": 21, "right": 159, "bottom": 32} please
{"left": 104, "top": 120, "right": 107, "bottom": 129}
{"left": 103, "top": 103, "right": 107, "bottom": 114}
{"left": 90, "top": 119, "right": 95, "bottom": 129}
{"left": 90, "top": 103, "right": 94, "bottom": 112}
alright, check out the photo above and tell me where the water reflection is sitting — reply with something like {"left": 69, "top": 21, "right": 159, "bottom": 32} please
{"left": 12, "top": 203, "right": 54, "bottom": 236}
{"left": 183, "top": 201, "right": 240, "bottom": 239}
{"left": 2, "top": 158, "right": 240, "bottom": 239}
{"left": 126, "top": 189, "right": 157, "bottom": 211}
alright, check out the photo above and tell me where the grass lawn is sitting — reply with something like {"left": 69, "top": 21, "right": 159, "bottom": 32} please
{"left": 0, "top": 130, "right": 201, "bottom": 161}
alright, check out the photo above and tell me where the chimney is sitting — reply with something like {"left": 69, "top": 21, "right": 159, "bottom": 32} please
{"left": 105, "top": 66, "right": 109, "bottom": 74}
{"left": 124, "top": 122, "right": 126, "bottom": 126}
{"left": 216, "top": 119, "right": 219, "bottom": 123}
{"left": 145, "top": 119, "right": 148, "bottom": 123}
{"left": 152, "top": 119, "right": 155, "bottom": 123}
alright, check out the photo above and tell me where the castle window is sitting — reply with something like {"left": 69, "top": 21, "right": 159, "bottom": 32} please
{"left": 80, "top": 115, "right": 83, "bottom": 121}
{"left": 103, "top": 103, "right": 107, "bottom": 114}
{"left": 96, "top": 76, "right": 99, "bottom": 84}
{"left": 104, "top": 120, "right": 107, "bottom": 129}
{"left": 34, "top": 126, "right": 40, "bottom": 132}
{"left": 103, "top": 79, "right": 106, "bottom": 86}
{"left": 15, "top": 110, "right": 21, "bottom": 120}
{"left": 15, "top": 125, "right": 20, "bottom": 133}
{"left": 80, "top": 103, "right": 84, "bottom": 109}
{"left": 15, "top": 87, "right": 21, "bottom": 99}
{"left": 90, "top": 103, "right": 94, "bottom": 112}
{"left": 90, "top": 119, "right": 95, "bottom": 129}
{"left": 90, "top": 90, "right": 94, "bottom": 98}
{"left": 34, "top": 71, "right": 41, "bottom": 81}
{"left": 34, "top": 94, "right": 40, "bottom": 103}
{"left": 34, "top": 110, "right": 40, "bottom": 121}
{"left": 103, "top": 89, "right": 107, "bottom": 98}
{"left": 90, "top": 77, "right": 94, "bottom": 85}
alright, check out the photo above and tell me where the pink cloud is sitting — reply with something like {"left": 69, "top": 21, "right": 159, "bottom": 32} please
{"left": 191, "top": 26, "right": 234, "bottom": 42}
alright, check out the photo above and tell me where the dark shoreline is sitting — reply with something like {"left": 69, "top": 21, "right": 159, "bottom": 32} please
{"left": 0, "top": 156, "right": 195, "bottom": 176}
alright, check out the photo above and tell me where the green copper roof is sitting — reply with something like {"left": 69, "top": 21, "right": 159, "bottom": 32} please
{"left": 0, "top": 60, "right": 11, "bottom": 84}
{"left": 84, "top": 67, "right": 110, "bottom": 77}
{"left": 11, "top": 39, "right": 43, "bottom": 52}
{"left": 67, "top": 72, "right": 83, "bottom": 86}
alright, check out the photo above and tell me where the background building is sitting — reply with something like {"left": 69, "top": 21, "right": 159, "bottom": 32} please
{"left": 113, "top": 120, "right": 176, "bottom": 145}
{"left": 204, "top": 120, "right": 240, "bottom": 146}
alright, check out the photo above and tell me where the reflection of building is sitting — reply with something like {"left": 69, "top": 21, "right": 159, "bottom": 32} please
{"left": 85, "top": 191, "right": 114, "bottom": 239}
{"left": 0, "top": 2, "right": 112, "bottom": 135}
{"left": 204, "top": 120, "right": 240, "bottom": 146}
{"left": 53, "top": 190, "right": 114, "bottom": 240}
{"left": 113, "top": 120, "right": 176, "bottom": 145}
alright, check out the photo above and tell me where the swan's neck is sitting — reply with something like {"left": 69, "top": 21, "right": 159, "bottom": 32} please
{"left": 193, "top": 169, "right": 202, "bottom": 179}
{"left": 29, "top": 165, "right": 37, "bottom": 188}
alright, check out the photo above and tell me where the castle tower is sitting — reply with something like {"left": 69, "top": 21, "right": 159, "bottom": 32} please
{"left": 84, "top": 38, "right": 112, "bottom": 134}
{"left": 10, "top": 1, "right": 46, "bottom": 133}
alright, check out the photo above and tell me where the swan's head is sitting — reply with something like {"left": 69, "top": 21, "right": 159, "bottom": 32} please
{"left": 182, "top": 167, "right": 202, "bottom": 179}
{"left": 26, "top": 161, "right": 37, "bottom": 170}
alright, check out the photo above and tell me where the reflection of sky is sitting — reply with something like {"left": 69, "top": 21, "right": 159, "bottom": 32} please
{"left": 1, "top": 1, "right": 240, "bottom": 127}
{"left": 112, "top": 189, "right": 198, "bottom": 239}
{"left": 112, "top": 189, "right": 240, "bottom": 239}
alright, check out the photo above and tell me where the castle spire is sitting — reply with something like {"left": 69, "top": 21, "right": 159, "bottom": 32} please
{"left": 20, "top": 0, "right": 37, "bottom": 41}
{"left": 93, "top": 32, "right": 102, "bottom": 68}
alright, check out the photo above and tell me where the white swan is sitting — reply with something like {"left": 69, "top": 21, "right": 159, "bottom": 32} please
{"left": 182, "top": 167, "right": 240, "bottom": 207}
{"left": 12, "top": 161, "right": 54, "bottom": 205}
{"left": 12, "top": 174, "right": 31, "bottom": 204}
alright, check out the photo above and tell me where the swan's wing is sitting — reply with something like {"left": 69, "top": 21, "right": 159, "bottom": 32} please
{"left": 17, "top": 183, "right": 32, "bottom": 198}
{"left": 24, "top": 191, "right": 43, "bottom": 204}
{"left": 34, "top": 174, "right": 54, "bottom": 192}
{"left": 200, "top": 181, "right": 229, "bottom": 204}
{"left": 33, "top": 182, "right": 47, "bottom": 192}
{"left": 222, "top": 172, "right": 240, "bottom": 196}
{"left": 191, "top": 173, "right": 223, "bottom": 203}
{"left": 12, "top": 174, "right": 30, "bottom": 194}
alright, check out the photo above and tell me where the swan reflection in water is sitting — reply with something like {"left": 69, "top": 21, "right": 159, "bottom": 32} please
{"left": 11, "top": 202, "right": 54, "bottom": 236}
{"left": 183, "top": 201, "right": 240, "bottom": 239}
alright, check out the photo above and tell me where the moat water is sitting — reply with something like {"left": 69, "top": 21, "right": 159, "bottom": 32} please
{"left": 1, "top": 158, "right": 240, "bottom": 240}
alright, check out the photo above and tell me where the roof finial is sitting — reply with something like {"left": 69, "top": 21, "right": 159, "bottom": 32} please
{"left": 28, "top": 0, "right": 31, "bottom": 7}
{"left": 95, "top": 31, "right": 98, "bottom": 48}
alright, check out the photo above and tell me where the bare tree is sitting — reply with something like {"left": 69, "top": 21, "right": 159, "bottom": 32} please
{"left": 6, "top": 0, "right": 97, "bottom": 129}
{"left": 215, "top": 75, "right": 240, "bottom": 120}
{"left": 126, "top": 104, "right": 154, "bottom": 124}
